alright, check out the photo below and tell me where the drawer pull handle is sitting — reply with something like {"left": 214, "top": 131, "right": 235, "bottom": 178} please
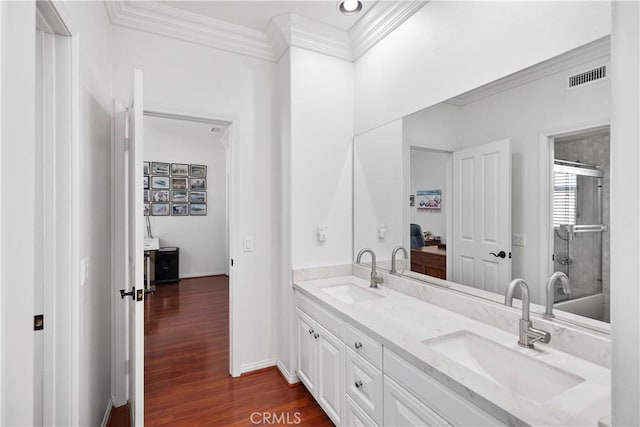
{"left": 308, "top": 329, "right": 314, "bottom": 335}
{"left": 354, "top": 342, "right": 363, "bottom": 349}
{"left": 313, "top": 333, "right": 320, "bottom": 339}
{"left": 355, "top": 380, "right": 363, "bottom": 389}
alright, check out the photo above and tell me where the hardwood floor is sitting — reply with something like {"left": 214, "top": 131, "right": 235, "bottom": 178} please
{"left": 145, "top": 276, "right": 333, "bottom": 426}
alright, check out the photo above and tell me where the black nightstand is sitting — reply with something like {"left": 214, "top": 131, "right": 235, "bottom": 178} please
{"left": 155, "top": 247, "right": 180, "bottom": 284}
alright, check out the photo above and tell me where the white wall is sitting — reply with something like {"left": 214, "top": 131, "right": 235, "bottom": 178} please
{"left": 64, "top": 2, "right": 114, "bottom": 424}
{"left": 353, "top": 120, "right": 404, "bottom": 261}
{"left": 409, "top": 150, "right": 449, "bottom": 242}
{"left": 289, "top": 47, "right": 354, "bottom": 268}
{"left": 144, "top": 115, "right": 227, "bottom": 278}
{"left": 610, "top": 1, "right": 640, "bottom": 424}
{"left": 112, "top": 26, "right": 278, "bottom": 372}
{"left": 402, "top": 54, "right": 610, "bottom": 303}
{"left": 354, "top": 1, "right": 611, "bottom": 135}
{"left": 1, "top": 3, "right": 36, "bottom": 425}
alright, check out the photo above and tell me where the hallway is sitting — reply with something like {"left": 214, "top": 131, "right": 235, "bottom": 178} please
{"left": 144, "top": 276, "right": 332, "bottom": 426}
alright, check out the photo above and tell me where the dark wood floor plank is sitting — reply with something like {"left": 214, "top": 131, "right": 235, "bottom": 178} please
{"left": 144, "top": 276, "right": 333, "bottom": 426}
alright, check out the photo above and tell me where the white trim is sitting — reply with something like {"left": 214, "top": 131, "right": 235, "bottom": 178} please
{"left": 100, "top": 399, "right": 113, "bottom": 427}
{"left": 446, "top": 36, "right": 610, "bottom": 106}
{"left": 105, "top": 1, "right": 274, "bottom": 62}
{"left": 241, "top": 358, "right": 277, "bottom": 375}
{"left": 0, "top": 3, "right": 4, "bottom": 423}
{"left": 276, "top": 359, "right": 300, "bottom": 385}
{"left": 69, "top": 33, "right": 81, "bottom": 427}
{"left": 349, "top": 0, "right": 427, "bottom": 60}
{"left": 179, "top": 271, "right": 227, "bottom": 279}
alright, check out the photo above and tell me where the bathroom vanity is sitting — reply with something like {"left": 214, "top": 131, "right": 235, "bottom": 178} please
{"left": 292, "top": 269, "right": 610, "bottom": 426}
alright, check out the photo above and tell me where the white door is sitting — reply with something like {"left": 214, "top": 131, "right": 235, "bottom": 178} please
{"left": 383, "top": 377, "right": 450, "bottom": 426}
{"left": 125, "top": 69, "right": 145, "bottom": 426}
{"left": 452, "top": 139, "right": 511, "bottom": 293}
{"left": 296, "top": 310, "right": 316, "bottom": 393}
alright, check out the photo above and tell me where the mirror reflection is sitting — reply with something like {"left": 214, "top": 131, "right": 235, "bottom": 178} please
{"left": 353, "top": 36, "right": 611, "bottom": 325}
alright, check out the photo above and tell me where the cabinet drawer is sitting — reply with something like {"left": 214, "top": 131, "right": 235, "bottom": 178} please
{"left": 345, "top": 395, "right": 379, "bottom": 427}
{"left": 345, "top": 348, "right": 383, "bottom": 424}
{"left": 294, "top": 291, "right": 344, "bottom": 340}
{"left": 384, "top": 375, "right": 452, "bottom": 426}
{"left": 384, "top": 349, "right": 502, "bottom": 426}
{"left": 345, "top": 324, "right": 383, "bottom": 369}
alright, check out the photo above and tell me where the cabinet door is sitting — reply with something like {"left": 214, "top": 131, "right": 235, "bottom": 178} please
{"left": 316, "top": 325, "right": 344, "bottom": 425}
{"left": 296, "top": 311, "right": 316, "bottom": 393}
{"left": 384, "top": 376, "right": 451, "bottom": 427}
{"left": 345, "top": 396, "right": 379, "bottom": 427}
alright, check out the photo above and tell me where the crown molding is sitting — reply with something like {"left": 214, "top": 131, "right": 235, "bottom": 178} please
{"left": 269, "top": 14, "right": 352, "bottom": 62}
{"left": 445, "top": 36, "right": 611, "bottom": 106}
{"left": 105, "top": 1, "right": 275, "bottom": 62}
{"left": 350, "top": 0, "right": 428, "bottom": 60}
{"left": 106, "top": 1, "right": 428, "bottom": 63}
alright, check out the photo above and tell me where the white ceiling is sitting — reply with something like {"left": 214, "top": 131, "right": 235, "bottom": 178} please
{"left": 159, "top": 0, "right": 376, "bottom": 32}
{"left": 144, "top": 114, "right": 227, "bottom": 147}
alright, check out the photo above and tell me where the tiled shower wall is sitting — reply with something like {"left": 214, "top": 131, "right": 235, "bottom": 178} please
{"left": 554, "top": 132, "right": 610, "bottom": 322}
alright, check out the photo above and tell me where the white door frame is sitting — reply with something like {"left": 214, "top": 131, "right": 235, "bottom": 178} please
{"left": 111, "top": 105, "right": 241, "bottom": 406}
{"left": 537, "top": 120, "right": 610, "bottom": 305}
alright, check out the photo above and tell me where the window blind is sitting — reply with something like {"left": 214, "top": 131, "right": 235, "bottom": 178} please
{"left": 553, "top": 172, "right": 577, "bottom": 227}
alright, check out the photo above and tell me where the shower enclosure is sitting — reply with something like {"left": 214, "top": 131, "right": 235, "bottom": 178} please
{"left": 552, "top": 156, "right": 608, "bottom": 322}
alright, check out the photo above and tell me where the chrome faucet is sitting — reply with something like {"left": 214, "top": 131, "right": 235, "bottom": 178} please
{"left": 544, "top": 271, "right": 571, "bottom": 318}
{"left": 504, "top": 278, "right": 551, "bottom": 348}
{"left": 389, "top": 246, "right": 409, "bottom": 275}
{"left": 356, "top": 248, "right": 384, "bottom": 288}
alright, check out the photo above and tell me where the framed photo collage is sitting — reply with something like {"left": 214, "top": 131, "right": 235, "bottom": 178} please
{"left": 144, "top": 161, "right": 208, "bottom": 216}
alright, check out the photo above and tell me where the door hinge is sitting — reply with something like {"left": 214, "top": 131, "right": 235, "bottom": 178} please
{"left": 136, "top": 289, "right": 144, "bottom": 301}
{"left": 509, "top": 252, "right": 512, "bottom": 259}
{"left": 34, "top": 314, "right": 44, "bottom": 331}
{"left": 230, "top": 258, "right": 234, "bottom": 267}
{"left": 552, "top": 254, "right": 555, "bottom": 261}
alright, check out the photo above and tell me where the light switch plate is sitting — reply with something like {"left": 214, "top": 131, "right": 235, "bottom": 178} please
{"left": 243, "top": 237, "right": 253, "bottom": 252}
{"left": 80, "top": 257, "right": 89, "bottom": 286}
{"left": 512, "top": 233, "right": 527, "bottom": 247}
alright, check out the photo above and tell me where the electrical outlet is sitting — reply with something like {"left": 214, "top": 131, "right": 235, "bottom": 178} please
{"left": 317, "top": 225, "right": 327, "bottom": 242}
{"left": 512, "top": 233, "right": 527, "bottom": 247}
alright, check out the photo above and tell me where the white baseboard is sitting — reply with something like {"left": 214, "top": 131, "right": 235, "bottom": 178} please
{"left": 179, "top": 271, "right": 227, "bottom": 279}
{"left": 277, "top": 358, "right": 300, "bottom": 384}
{"left": 100, "top": 398, "right": 113, "bottom": 427}
{"left": 240, "top": 357, "right": 277, "bottom": 374}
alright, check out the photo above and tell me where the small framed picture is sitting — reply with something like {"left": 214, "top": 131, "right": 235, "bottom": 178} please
{"left": 190, "top": 164, "right": 207, "bottom": 178}
{"left": 172, "top": 204, "right": 189, "bottom": 216}
{"left": 171, "top": 177, "right": 188, "bottom": 190}
{"left": 190, "top": 178, "right": 207, "bottom": 190}
{"left": 151, "top": 162, "right": 170, "bottom": 176}
{"left": 151, "top": 203, "right": 170, "bottom": 216}
{"left": 171, "top": 190, "right": 188, "bottom": 203}
{"left": 190, "top": 203, "right": 207, "bottom": 216}
{"left": 151, "top": 190, "right": 169, "bottom": 203}
{"left": 144, "top": 203, "right": 150, "bottom": 216}
{"left": 190, "top": 191, "right": 207, "bottom": 203}
{"left": 143, "top": 190, "right": 150, "bottom": 204}
{"left": 143, "top": 162, "right": 150, "bottom": 176}
{"left": 143, "top": 176, "right": 149, "bottom": 190}
{"left": 152, "top": 176, "right": 170, "bottom": 189}
{"left": 171, "top": 163, "right": 189, "bottom": 176}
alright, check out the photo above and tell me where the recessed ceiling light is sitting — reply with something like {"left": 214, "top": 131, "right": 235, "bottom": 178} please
{"left": 338, "top": 0, "right": 363, "bottom": 16}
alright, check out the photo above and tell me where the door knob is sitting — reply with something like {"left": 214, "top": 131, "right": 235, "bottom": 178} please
{"left": 490, "top": 251, "right": 507, "bottom": 259}
{"left": 120, "top": 287, "right": 135, "bottom": 299}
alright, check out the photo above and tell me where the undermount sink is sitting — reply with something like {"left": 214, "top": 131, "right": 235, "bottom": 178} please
{"left": 423, "top": 331, "right": 584, "bottom": 404}
{"left": 320, "top": 283, "right": 384, "bottom": 304}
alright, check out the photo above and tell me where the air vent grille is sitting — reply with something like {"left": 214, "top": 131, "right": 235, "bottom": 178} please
{"left": 568, "top": 65, "right": 607, "bottom": 88}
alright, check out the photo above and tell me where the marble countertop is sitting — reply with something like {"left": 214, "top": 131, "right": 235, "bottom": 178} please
{"left": 293, "top": 275, "right": 610, "bottom": 427}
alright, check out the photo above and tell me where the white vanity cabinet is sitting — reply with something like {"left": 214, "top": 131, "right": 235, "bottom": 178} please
{"left": 296, "top": 307, "right": 344, "bottom": 425}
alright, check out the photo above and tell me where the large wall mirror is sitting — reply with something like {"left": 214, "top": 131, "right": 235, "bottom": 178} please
{"left": 353, "top": 36, "right": 611, "bottom": 331}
